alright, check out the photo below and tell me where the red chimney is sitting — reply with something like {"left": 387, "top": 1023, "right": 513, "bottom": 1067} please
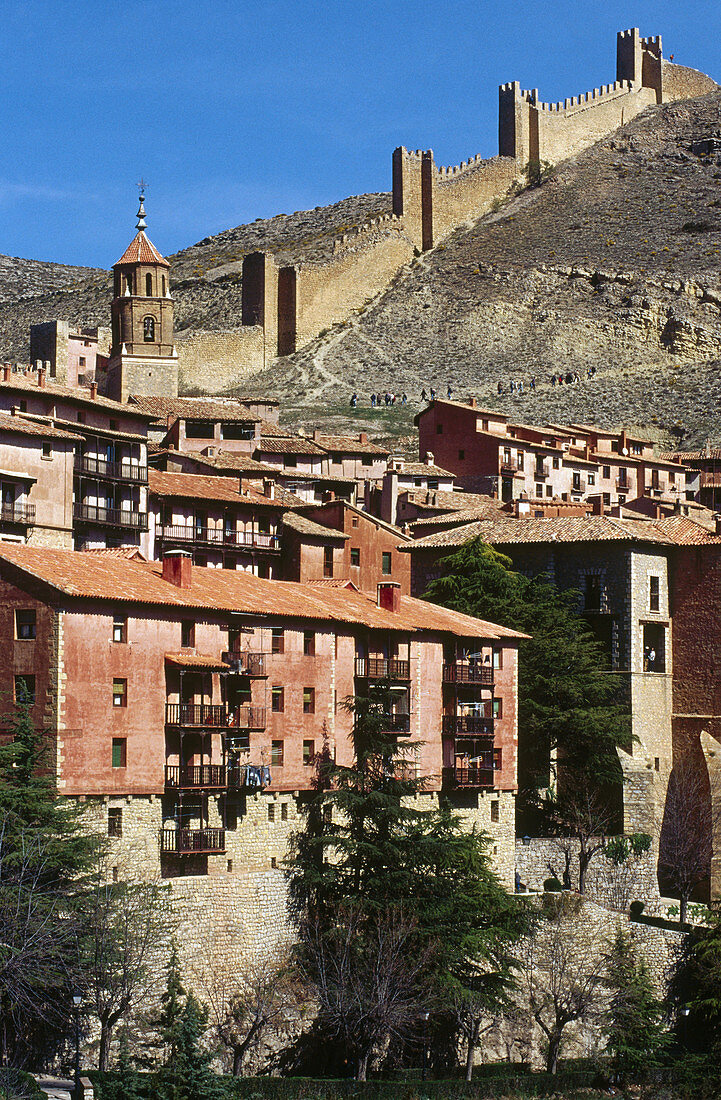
{"left": 37, "top": 368, "right": 46, "bottom": 389}
{"left": 359, "top": 432, "right": 368, "bottom": 444}
{"left": 89, "top": 381, "right": 98, "bottom": 400}
{"left": 1, "top": 365, "right": 9, "bottom": 383}
{"left": 469, "top": 397, "right": 477, "bottom": 408}
{"left": 162, "top": 550, "right": 192, "bottom": 588}
{"left": 377, "top": 581, "right": 401, "bottom": 613}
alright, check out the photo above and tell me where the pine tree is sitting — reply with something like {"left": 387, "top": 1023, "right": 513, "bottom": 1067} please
{"left": 604, "top": 928, "right": 668, "bottom": 1084}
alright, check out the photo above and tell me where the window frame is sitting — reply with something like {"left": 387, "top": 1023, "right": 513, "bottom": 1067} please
{"left": 271, "top": 740, "right": 284, "bottom": 767}
{"left": 271, "top": 628, "right": 285, "bottom": 655}
{"left": 271, "top": 685, "right": 284, "bottom": 713}
{"left": 14, "top": 675, "right": 36, "bottom": 705}
{"left": 303, "top": 630, "right": 316, "bottom": 656}
{"left": 303, "top": 687, "right": 315, "bottom": 714}
{"left": 381, "top": 551, "right": 392, "bottom": 575}
{"left": 112, "top": 678, "right": 127, "bottom": 708}
{"left": 303, "top": 739, "right": 315, "bottom": 765}
{"left": 112, "top": 614, "right": 127, "bottom": 644}
{"left": 15, "top": 609, "right": 36, "bottom": 640}
{"left": 350, "top": 548, "right": 360, "bottom": 567}
{"left": 108, "top": 807, "right": 123, "bottom": 837}
{"left": 111, "top": 737, "right": 127, "bottom": 768}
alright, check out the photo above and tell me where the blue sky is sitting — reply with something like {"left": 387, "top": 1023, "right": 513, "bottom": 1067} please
{"left": 1, "top": 0, "right": 719, "bottom": 267}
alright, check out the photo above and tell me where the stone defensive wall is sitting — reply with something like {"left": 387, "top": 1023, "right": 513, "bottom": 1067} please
{"left": 177, "top": 27, "right": 716, "bottom": 394}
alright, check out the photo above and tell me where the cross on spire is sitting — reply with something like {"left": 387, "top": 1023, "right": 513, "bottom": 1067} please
{"left": 136, "top": 180, "right": 148, "bottom": 232}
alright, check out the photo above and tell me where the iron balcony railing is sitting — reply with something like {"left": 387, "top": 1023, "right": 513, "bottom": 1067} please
{"left": 73, "top": 503, "right": 148, "bottom": 530}
{"left": 160, "top": 828, "right": 225, "bottom": 855}
{"left": 354, "top": 657, "right": 411, "bottom": 680}
{"left": 442, "top": 662, "right": 494, "bottom": 685}
{"left": 442, "top": 762, "right": 495, "bottom": 789}
{"left": 0, "top": 501, "right": 35, "bottom": 524}
{"left": 164, "top": 764, "right": 226, "bottom": 789}
{"left": 381, "top": 713, "right": 411, "bottom": 734}
{"left": 222, "top": 651, "right": 268, "bottom": 677}
{"left": 75, "top": 456, "right": 148, "bottom": 483}
{"left": 442, "top": 714, "right": 495, "bottom": 736}
{"left": 158, "top": 526, "right": 280, "bottom": 550}
{"left": 165, "top": 703, "right": 231, "bottom": 727}
{"left": 235, "top": 705, "right": 266, "bottom": 730}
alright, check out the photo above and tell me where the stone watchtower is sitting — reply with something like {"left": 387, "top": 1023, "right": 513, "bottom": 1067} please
{"left": 105, "top": 190, "right": 178, "bottom": 402}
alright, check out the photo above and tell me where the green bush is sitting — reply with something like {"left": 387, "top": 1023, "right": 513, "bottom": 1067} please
{"left": 0, "top": 1069, "right": 47, "bottom": 1099}
{"left": 629, "top": 900, "right": 645, "bottom": 918}
{"left": 543, "top": 877, "right": 563, "bottom": 892}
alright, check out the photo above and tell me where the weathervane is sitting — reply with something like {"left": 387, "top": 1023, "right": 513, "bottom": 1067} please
{"left": 136, "top": 178, "right": 148, "bottom": 232}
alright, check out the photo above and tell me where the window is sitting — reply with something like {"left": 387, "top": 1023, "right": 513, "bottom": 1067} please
{"left": 427, "top": 479, "right": 439, "bottom": 490}
{"left": 492, "top": 698, "right": 502, "bottom": 719}
{"left": 350, "top": 548, "right": 360, "bottom": 567}
{"left": 15, "top": 609, "right": 36, "bottom": 639}
{"left": 271, "top": 628, "right": 284, "bottom": 655}
{"left": 221, "top": 422, "right": 255, "bottom": 440}
{"left": 77, "top": 410, "right": 85, "bottom": 424}
{"left": 268, "top": 803, "right": 275, "bottom": 822}
{"left": 19, "top": 400, "right": 27, "bottom": 413}
{"left": 572, "top": 472, "right": 581, "bottom": 491}
{"left": 643, "top": 623, "right": 666, "bottom": 673}
{"left": 535, "top": 483, "right": 543, "bottom": 497}
{"left": 271, "top": 740, "right": 284, "bottom": 766}
{"left": 112, "top": 614, "right": 127, "bottom": 643}
{"left": 458, "top": 449, "right": 465, "bottom": 461}
{"left": 603, "top": 465, "right": 611, "bottom": 479}
{"left": 323, "top": 546, "right": 334, "bottom": 578}
{"left": 284, "top": 455, "right": 297, "bottom": 467}
{"left": 271, "top": 686, "right": 284, "bottom": 712}
{"left": 587, "top": 473, "right": 595, "bottom": 486}
{"left": 303, "top": 739, "right": 315, "bottom": 764}
{"left": 654, "top": 757, "right": 660, "bottom": 772}
{"left": 481, "top": 419, "right": 489, "bottom": 431}
{"left": 303, "top": 631, "right": 315, "bottom": 656}
{"left": 493, "top": 747, "right": 503, "bottom": 770}
{"left": 79, "top": 356, "right": 86, "bottom": 367}
{"left": 492, "top": 648, "right": 502, "bottom": 670}
{"left": 111, "top": 738, "right": 127, "bottom": 768}
{"left": 109, "top": 419, "right": 118, "bottom": 431}
{"left": 15, "top": 675, "right": 35, "bottom": 705}
{"left": 181, "top": 620, "right": 195, "bottom": 648}
{"left": 108, "top": 808, "right": 123, "bottom": 837}
{"left": 382, "top": 551, "right": 392, "bottom": 575}
{"left": 281, "top": 802, "right": 288, "bottom": 821}
{"left": 436, "top": 424, "right": 443, "bottom": 434}
{"left": 545, "top": 484, "right": 552, "bottom": 497}
{"left": 146, "top": 273, "right": 153, "bottom": 297}
{"left": 649, "top": 576, "right": 660, "bottom": 612}
{"left": 603, "top": 493, "right": 611, "bottom": 506}
{"left": 584, "top": 575, "right": 602, "bottom": 612}
{"left": 162, "top": 275, "right": 166, "bottom": 295}
{"left": 490, "top": 801, "right": 499, "bottom": 823}
{"left": 112, "top": 678, "right": 127, "bottom": 708}
{"left": 552, "top": 456, "right": 560, "bottom": 469}
{"left": 143, "top": 316, "right": 155, "bottom": 341}
{"left": 42, "top": 441, "right": 52, "bottom": 459}
{"left": 185, "top": 421, "right": 213, "bottom": 439}
{"left": 303, "top": 688, "right": 315, "bottom": 714}
{"left": 351, "top": 516, "right": 359, "bottom": 528}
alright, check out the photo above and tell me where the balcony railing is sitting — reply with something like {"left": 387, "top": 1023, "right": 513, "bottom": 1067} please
{"left": 0, "top": 501, "right": 36, "bottom": 525}
{"left": 571, "top": 481, "right": 586, "bottom": 495}
{"left": 158, "top": 526, "right": 280, "bottom": 550}
{"left": 381, "top": 713, "right": 411, "bottom": 734}
{"left": 164, "top": 764, "right": 226, "bottom": 789}
{"left": 615, "top": 477, "right": 630, "bottom": 490}
{"left": 222, "top": 651, "right": 268, "bottom": 677}
{"left": 354, "top": 657, "right": 411, "bottom": 680}
{"left": 443, "top": 764, "right": 495, "bottom": 789}
{"left": 443, "top": 662, "right": 494, "bottom": 685}
{"left": 442, "top": 714, "right": 494, "bottom": 736}
{"left": 75, "top": 456, "right": 148, "bottom": 483}
{"left": 165, "top": 703, "right": 231, "bottom": 727}
{"left": 74, "top": 503, "right": 148, "bottom": 530}
{"left": 160, "top": 828, "right": 225, "bottom": 855}
{"left": 534, "top": 465, "right": 549, "bottom": 479}
{"left": 235, "top": 705, "right": 267, "bottom": 730}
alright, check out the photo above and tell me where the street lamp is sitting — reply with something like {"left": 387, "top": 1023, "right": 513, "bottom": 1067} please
{"left": 421, "top": 1012, "right": 430, "bottom": 1081}
{"left": 681, "top": 1005, "right": 691, "bottom": 1048}
{"left": 72, "top": 992, "right": 82, "bottom": 1100}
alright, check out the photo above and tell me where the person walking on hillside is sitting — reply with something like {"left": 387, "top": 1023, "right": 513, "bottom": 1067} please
{"left": 370, "top": 393, "right": 376, "bottom": 407}
{"left": 350, "top": 393, "right": 357, "bottom": 408}
{"left": 430, "top": 387, "right": 436, "bottom": 400}
{"left": 421, "top": 388, "right": 427, "bottom": 402}
{"left": 402, "top": 392, "right": 407, "bottom": 405}
{"left": 498, "top": 381, "right": 503, "bottom": 394}
{"left": 447, "top": 384, "right": 453, "bottom": 399}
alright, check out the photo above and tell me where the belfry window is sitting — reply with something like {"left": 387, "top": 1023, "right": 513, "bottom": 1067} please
{"left": 125, "top": 274, "right": 133, "bottom": 294}
{"left": 143, "top": 316, "right": 155, "bottom": 341}
{"left": 146, "top": 273, "right": 153, "bottom": 296}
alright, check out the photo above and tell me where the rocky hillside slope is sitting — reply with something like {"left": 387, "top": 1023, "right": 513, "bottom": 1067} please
{"left": 0, "top": 193, "right": 391, "bottom": 362}
{"left": 244, "top": 89, "right": 721, "bottom": 449}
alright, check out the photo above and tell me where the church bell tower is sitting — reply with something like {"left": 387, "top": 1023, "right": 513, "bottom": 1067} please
{"left": 106, "top": 188, "right": 178, "bottom": 402}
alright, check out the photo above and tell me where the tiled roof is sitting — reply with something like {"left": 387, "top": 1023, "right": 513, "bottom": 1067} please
{"left": 0, "top": 377, "right": 155, "bottom": 417}
{"left": 305, "top": 578, "right": 360, "bottom": 589}
{"left": 276, "top": 470, "right": 356, "bottom": 484}
{"left": 659, "top": 448, "right": 721, "bottom": 463}
{"left": 312, "top": 434, "right": 390, "bottom": 457}
{"left": 402, "top": 489, "right": 503, "bottom": 515}
{"left": 164, "top": 652, "right": 228, "bottom": 669}
{"left": 302, "top": 500, "right": 412, "bottom": 541}
{"left": 282, "top": 513, "right": 349, "bottom": 540}
{"left": 155, "top": 449, "right": 280, "bottom": 476}
{"left": 0, "top": 412, "right": 81, "bottom": 441}
{"left": 148, "top": 470, "right": 285, "bottom": 508}
{"left": 114, "top": 231, "right": 169, "bottom": 267}
{"left": 646, "top": 515, "right": 721, "bottom": 545}
{"left": 0, "top": 544, "right": 525, "bottom": 641}
{"left": 80, "top": 547, "right": 148, "bottom": 560}
{"left": 395, "top": 461, "right": 455, "bottom": 478}
{"left": 256, "top": 435, "right": 327, "bottom": 456}
{"left": 400, "top": 514, "right": 695, "bottom": 552}
{"left": 129, "top": 395, "right": 258, "bottom": 423}
{"left": 414, "top": 399, "right": 506, "bottom": 426}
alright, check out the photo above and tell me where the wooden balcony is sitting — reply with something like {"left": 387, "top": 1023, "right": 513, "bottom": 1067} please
{"left": 442, "top": 662, "right": 493, "bottom": 685}
{"left": 235, "top": 705, "right": 266, "bottom": 730}
{"left": 75, "top": 455, "right": 148, "bottom": 483}
{"left": 222, "top": 650, "right": 268, "bottom": 677}
{"left": 74, "top": 503, "right": 148, "bottom": 530}
{"left": 534, "top": 465, "right": 549, "bottom": 479}
{"left": 442, "top": 714, "right": 494, "bottom": 736}
{"left": 354, "top": 657, "right": 410, "bottom": 680}
{"left": 165, "top": 702, "right": 232, "bottom": 728}
{"left": 158, "top": 526, "right": 280, "bottom": 550}
{"left": 381, "top": 713, "right": 411, "bottom": 735}
{"left": 164, "top": 764, "right": 226, "bottom": 789}
{"left": 442, "top": 764, "right": 495, "bottom": 790}
{"left": 160, "top": 828, "right": 225, "bottom": 855}
{"left": 0, "top": 501, "right": 35, "bottom": 525}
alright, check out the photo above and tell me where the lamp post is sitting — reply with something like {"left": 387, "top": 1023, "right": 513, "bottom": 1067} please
{"left": 681, "top": 1005, "right": 691, "bottom": 1048}
{"left": 72, "top": 992, "right": 82, "bottom": 1100}
{"left": 421, "top": 1011, "right": 430, "bottom": 1081}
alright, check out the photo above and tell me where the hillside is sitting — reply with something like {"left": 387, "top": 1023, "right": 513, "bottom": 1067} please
{"left": 0, "top": 193, "right": 391, "bottom": 362}
{"left": 241, "top": 89, "right": 721, "bottom": 449}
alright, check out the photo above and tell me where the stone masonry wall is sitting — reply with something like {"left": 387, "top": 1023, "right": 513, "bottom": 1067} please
{"left": 176, "top": 325, "right": 266, "bottom": 394}
{"left": 515, "top": 836, "right": 660, "bottom": 912}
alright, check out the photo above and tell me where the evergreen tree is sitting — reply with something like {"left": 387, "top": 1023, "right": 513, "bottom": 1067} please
{"left": 423, "top": 540, "right": 630, "bottom": 842}
{"left": 603, "top": 928, "right": 668, "bottom": 1084}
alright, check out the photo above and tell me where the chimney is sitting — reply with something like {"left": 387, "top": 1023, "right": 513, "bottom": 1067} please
{"left": 43, "top": 360, "right": 51, "bottom": 375}
{"left": 35, "top": 359, "right": 42, "bottom": 373}
{"left": 469, "top": 397, "right": 477, "bottom": 408}
{"left": 424, "top": 451, "right": 434, "bottom": 466}
{"left": 162, "top": 550, "right": 192, "bottom": 588}
{"left": 263, "top": 478, "right": 275, "bottom": 500}
{"left": 313, "top": 429, "right": 321, "bottom": 441}
{"left": 37, "top": 368, "right": 46, "bottom": 388}
{"left": 2, "top": 365, "right": 9, "bottom": 383}
{"left": 89, "top": 381, "right": 98, "bottom": 400}
{"left": 377, "top": 581, "right": 401, "bottom": 613}
{"left": 359, "top": 432, "right": 368, "bottom": 444}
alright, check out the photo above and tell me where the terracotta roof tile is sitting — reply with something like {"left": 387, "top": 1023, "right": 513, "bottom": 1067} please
{"left": 164, "top": 652, "right": 228, "bottom": 669}
{"left": 129, "top": 395, "right": 258, "bottom": 423}
{"left": 148, "top": 470, "right": 286, "bottom": 508}
{"left": 282, "top": 513, "right": 349, "bottom": 540}
{"left": 0, "top": 412, "right": 82, "bottom": 442}
{"left": 0, "top": 544, "right": 525, "bottom": 641}
{"left": 400, "top": 514, "right": 693, "bottom": 552}
{"left": 114, "top": 231, "right": 169, "bottom": 267}
{"left": 312, "top": 434, "right": 390, "bottom": 456}
{"left": 395, "top": 461, "right": 455, "bottom": 478}
{"left": 0, "top": 377, "right": 155, "bottom": 417}
{"left": 256, "top": 435, "right": 326, "bottom": 456}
